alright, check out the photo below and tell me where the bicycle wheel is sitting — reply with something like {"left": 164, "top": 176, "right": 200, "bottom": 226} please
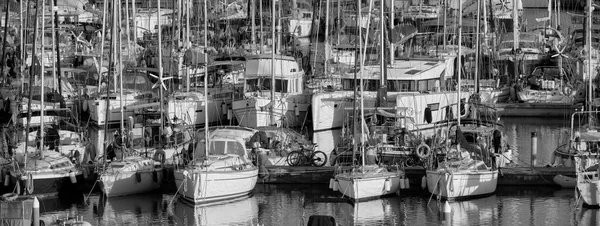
{"left": 311, "top": 151, "right": 328, "bottom": 167}
{"left": 286, "top": 151, "right": 302, "bottom": 166}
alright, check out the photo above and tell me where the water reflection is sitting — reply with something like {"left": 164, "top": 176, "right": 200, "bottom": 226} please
{"left": 171, "top": 195, "right": 258, "bottom": 226}
{"left": 87, "top": 192, "right": 168, "bottom": 225}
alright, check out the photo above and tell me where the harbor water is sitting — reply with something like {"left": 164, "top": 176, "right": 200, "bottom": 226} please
{"left": 37, "top": 184, "right": 597, "bottom": 226}
{"left": 38, "top": 116, "right": 595, "bottom": 225}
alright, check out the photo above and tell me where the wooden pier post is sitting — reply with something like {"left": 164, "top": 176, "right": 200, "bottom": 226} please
{"left": 531, "top": 132, "right": 538, "bottom": 168}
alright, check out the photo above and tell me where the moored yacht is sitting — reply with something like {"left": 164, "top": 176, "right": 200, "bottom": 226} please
{"left": 232, "top": 54, "right": 311, "bottom": 128}
{"left": 173, "top": 126, "right": 258, "bottom": 204}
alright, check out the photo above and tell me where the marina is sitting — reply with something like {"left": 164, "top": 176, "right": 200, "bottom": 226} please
{"left": 2, "top": 0, "right": 600, "bottom": 225}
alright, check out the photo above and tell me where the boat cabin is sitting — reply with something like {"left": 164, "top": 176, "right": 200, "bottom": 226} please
{"left": 242, "top": 54, "right": 304, "bottom": 95}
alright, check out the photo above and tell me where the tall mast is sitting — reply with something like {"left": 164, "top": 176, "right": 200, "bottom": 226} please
{"left": 475, "top": 0, "right": 480, "bottom": 94}
{"left": 203, "top": 0, "right": 209, "bottom": 157}
{"left": 587, "top": 0, "right": 593, "bottom": 117}
{"left": 457, "top": 0, "right": 462, "bottom": 127}
{"left": 158, "top": 0, "right": 164, "bottom": 139}
{"left": 132, "top": 0, "right": 137, "bottom": 43}
{"left": 512, "top": 0, "right": 519, "bottom": 81}
{"left": 1, "top": 0, "right": 9, "bottom": 79}
{"left": 40, "top": 0, "right": 45, "bottom": 158}
{"left": 251, "top": 0, "right": 256, "bottom": 53}
{"left": 53, "top": 0, "right": 62, "bottom": 103}
{"left": 359, "top": 0, "right": 365, "bottom": 167}
{"left": 118, "top": 0, "right": 124, "bottom": 143}
{"left": 25, "top": 0, "right": 41, "bottom": 157}
{"left": 390, "top": 0, "right": 394, "bottom": 65}
{"left": 102, "top": 0, "right": 114, "bottom": 170}
{"left": 270, "top": 0, "right": 276, "bottom": 126}
{"left": 259, "top": 0, "right": 264, "bottom": 53}
{"left": 325, "top": 0, "right": 330, "bottom": 74}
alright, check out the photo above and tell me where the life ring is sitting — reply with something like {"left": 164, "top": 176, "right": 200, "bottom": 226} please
{"left": 26, "top": 174, "right": 34, "bottom": 195}
{"left": 1, "top": 193, "right": 18, "bottom": 201}
{"left": 153, "top": 149, "right": 166, "bottom": 166}
{"left": 416, "top": 143, "right": 431, "bottom": 158}
{"left": 562, "top": 85, "right": 572, "bottom": 96}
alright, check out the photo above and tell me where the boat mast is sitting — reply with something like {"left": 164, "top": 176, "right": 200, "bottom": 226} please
{"left": 270, "top": 0, "right": 275, "bottom": 126}
{"left": 25, "top": 0, "right": 41, "bottom": 157}
{"left": 51, "top": 0, "right": 57, "bottom": 106}
{"left": 390, "top": 0, "right": 394, "bottom": 65}
{"left": 351, "top": 0, "right": 360, "bottom": 163}
{"left": 118, "top": 0, "right": 125, "bottom": 144}
{"left": 475, "top": 0, "right": 480, "bottom": 94}
{"left": 98, "top": 0, "right": 108, "bottom": 88}
{"left": 0, "top": 0, "right": 9, "bottom": 79}
{"left": 103, "top": 0, "right": 115, "bottom": 169}
{"left": 587, "top": 0, "right": 593, "bottom": 119}
{"left": 251, "top": 0, "right": 256, "bottom": 53}
{"left": 204, "top": 0, "right": 209, "bottom": 157}
{"left": 457, "top": 0, "right": 462, "bottom": 130}
{"left": 512, "top": 0, "right": 519, "bottom": 81}
{"left": 53, "top": 0, "right": 63, "bottom": 106}
{"left": 158, "top": 0, "right": 164, "bottom": 140}
{"left": 325, "top": 0, "right": 330, "bottom": 74}
{"left": 40, "top": 0, "right": 45, "bottom": 158}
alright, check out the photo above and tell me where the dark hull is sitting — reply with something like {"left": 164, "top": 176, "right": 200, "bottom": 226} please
{"left": 5, "top": 174, "right": 84, "bottom": 197}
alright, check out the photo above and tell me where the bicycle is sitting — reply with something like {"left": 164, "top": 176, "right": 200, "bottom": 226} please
{"left": 286, "top": 144, "right": 328, "bottom": 167}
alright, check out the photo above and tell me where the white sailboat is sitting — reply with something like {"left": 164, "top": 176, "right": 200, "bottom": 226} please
{"left": 573, "top": 0, "right": 600, "bottom": 208}
{"left": 330, "top": 0, "right": 401, "bottom": 201}
{"left": 425, "top": 0, "right": 499, "bottom": 200}
{"left": 173, "top": 1, "right": 258, "bottom": 205}
{"left": 8, "top": 1, "right": 83, "bottom": 196}
{"left": 98, "top": 0, "right": 164, "bottom": 197}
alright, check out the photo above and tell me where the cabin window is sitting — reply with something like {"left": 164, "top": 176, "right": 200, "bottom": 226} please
{"left": 209, "top": 141, "right": 227, "bottom": 155}
{"left": 228, "top": 141, "right": 246, "bottom": 157}
{"left": 274, "top": 79, "right": 288, "bottom": 93}
{"left": 387, "top": 80, "right": 414, "bottom": 92}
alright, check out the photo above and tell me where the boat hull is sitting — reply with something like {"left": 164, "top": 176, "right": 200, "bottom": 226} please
{"left": 174, "top": 168, "right": 258, "bottom": 204}
{"left": 426, "top": 170, "right": 498, "bottom": 200}
{"left": 100, "top": 168, "right": 164, "bottom": 197}
{"left": 9, "top": 171, "right": 83, "bottom": 196}
{"left": 578, "top": 181, "right": 600, "bottom": 207}
{"left": 87, "top": 97, "right": 150, "bottom": 126}
{"left": 233, "top": 98, "right": 309, "bottom": 128}
{"left": 334, "top": 173, "right": 401, "bottom": 201}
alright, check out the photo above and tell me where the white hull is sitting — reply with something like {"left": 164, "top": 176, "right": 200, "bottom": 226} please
{"left": 426, "top": 170, "right": 498, "bottom": 200}
{"left": 334, "top": 172, "right": 401, "bottom": 200}
{"left": 174, "top": 168, "right": 258, "bottom": 204}
{"left": 233, "top": 97, "right": 309, "bottom": 128}
{"left": 87, "top": 94, "right": 152, "bottom": 126}
{"left": 100, "top": 168, "right": 164, "bottom": 197}
{"left": 288, "top": 18, "right": 312, "bottom": 38}
{"left": 167, "top": 98, "right": 228, "bottom": 126}
{"left": 312, "top": 91, "right": 470, "bottom": 153}
{"left": 577, "top": 181, "right": 600, "bottom": 206}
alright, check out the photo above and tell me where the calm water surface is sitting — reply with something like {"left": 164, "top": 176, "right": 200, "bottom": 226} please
{"left": 37, "top": 184, "right": 599, "bottom": 226}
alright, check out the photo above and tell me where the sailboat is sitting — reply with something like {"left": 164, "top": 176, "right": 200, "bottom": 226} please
{"left": 330, "top": 0, "right": 401, "bottom": 201}
{"left": 173, "top": 1, "right": 258, "bottom": 204}
{"left": 98, "top": 0, "right": 164, "bottom": 197}
{"left": 8, "top": 1, "right": 83, "bottom": 196}
{"left": 231, "top": 0, "right": 311, "bottom": 128}
{"left": 572, "top": 0, "right": 600, "bottom": 208}
{"left": 425, "top": 0, "right": 499, "bottom": 200}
